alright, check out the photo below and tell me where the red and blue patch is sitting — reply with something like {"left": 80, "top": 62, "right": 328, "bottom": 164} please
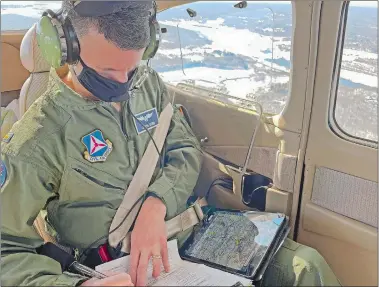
{"left": 81, "top": 130, "right": 113, "bottom": 163}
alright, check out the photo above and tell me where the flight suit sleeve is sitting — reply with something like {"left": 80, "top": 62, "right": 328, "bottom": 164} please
{"left": 1, "top": 154, "right": 87, "bottom": 286}
{"left": 146, "top": 77, "right": 203, "bottom": 219}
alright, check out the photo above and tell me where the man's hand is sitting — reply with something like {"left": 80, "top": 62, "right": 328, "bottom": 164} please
{"left": 129, "top": 196, "right": 170, "bottom": 286}
{"left": 80, "top": 272, "right": 134, "bottom": 286}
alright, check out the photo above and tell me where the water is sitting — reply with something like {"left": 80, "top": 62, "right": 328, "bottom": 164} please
{"left": 339, "top": 78, "right": 364, "bottom": 88}
{"left": 264, "top": 57, "right": 291, "bottom": 69}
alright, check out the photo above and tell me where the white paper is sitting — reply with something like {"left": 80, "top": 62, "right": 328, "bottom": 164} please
{"left": 96, "top": 239, "right": 252, "bottom": 286}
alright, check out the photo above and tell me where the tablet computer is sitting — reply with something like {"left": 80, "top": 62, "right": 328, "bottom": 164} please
{"left": 179, "top": 209, "right": 289, "bottom": 281}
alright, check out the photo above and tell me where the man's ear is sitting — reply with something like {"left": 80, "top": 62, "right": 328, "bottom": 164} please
{"left": 56, "top": 64, "right": 69, "bottom": 78}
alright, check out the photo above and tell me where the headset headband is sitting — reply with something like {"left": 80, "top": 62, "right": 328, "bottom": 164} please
{"left": 36, "top": 1, "right": 159, "bottom": 68}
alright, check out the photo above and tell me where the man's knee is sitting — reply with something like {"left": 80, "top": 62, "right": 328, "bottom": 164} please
{"left": 261, "top": 239, "right": 341, "bottom": 286}
{"left": 295, "top": 244, "right": 326, "bottom": 270}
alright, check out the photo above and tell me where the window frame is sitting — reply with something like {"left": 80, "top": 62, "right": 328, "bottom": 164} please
{"left": 1, "top": 29, "right": 29, "bottom": 33}
{"left": 154, "top": 1, "right": 294, "bottom": 117}
{"left": 328, "top": 1, "right": 378, "bottom": 149}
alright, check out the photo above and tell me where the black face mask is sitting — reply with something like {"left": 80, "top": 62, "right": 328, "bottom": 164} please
{"left": 75, "top": 57, "right": 137, "bottom": 102}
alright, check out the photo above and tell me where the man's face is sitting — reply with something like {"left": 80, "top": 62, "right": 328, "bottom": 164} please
{"left": 72, "top": 29, "right": 146, "bottom": 90}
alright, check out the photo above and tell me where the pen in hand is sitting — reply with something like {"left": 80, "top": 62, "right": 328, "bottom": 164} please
{"left": 69, "top": 261, "right": 107, "bottom": 279}
{"left": 37, "top": 242, "right": 108, "bottom": 279}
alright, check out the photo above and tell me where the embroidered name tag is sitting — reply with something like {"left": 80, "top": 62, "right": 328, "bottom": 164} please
{"left": 133, "top": 107, "right": 159, "bottom": 135}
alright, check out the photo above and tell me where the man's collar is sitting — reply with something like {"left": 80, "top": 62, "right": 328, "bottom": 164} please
{"left": 48, "top": 67, "right": 100, "bottom": 110}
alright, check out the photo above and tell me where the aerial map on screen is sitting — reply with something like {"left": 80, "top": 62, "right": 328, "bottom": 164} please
{"left": 183, "top": 211, "right": 286, "bottom": 273}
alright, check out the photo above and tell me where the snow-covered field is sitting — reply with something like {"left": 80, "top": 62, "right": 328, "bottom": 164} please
{"left": 160, "top": 66, "right": 289, "bottom": 99}
{"left": 1, "top": 1, "right": 61, "bottom": 18}
{"left": 157, "top": 16, "right": 377, "bottom": 90}
{"left": 160, "top": 18, "right": 291, "bottom": 72}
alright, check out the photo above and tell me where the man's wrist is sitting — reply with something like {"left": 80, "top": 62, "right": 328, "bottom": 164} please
{"left": 144, "top": 193, "right": 167, "bottom": 217}
{"left": 146, "top": 191, "right": 162, "bottom": 201}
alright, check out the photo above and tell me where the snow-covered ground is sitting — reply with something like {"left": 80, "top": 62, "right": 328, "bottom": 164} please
{"left": 160, "top": 66, "right": 289, "bottom": 99}
{"left": 1, "top": 1, "right": 61, "bottom": 18}
{"left": 160, "top": 18, "right": 291, "bottom": 73}
{"left": 158, "top": 17, "right": 377, "bottom": 90}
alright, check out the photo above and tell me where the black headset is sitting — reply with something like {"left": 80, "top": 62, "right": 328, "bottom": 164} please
{"left": 36, "top": 1, "right": 160, "bottom": 68}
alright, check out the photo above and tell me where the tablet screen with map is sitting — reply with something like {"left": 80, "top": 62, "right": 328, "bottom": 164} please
{"left": 179, "top": 210, "right": 288, "bottom": 279}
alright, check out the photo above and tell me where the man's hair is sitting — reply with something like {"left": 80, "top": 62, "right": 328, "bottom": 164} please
{"left": 62, "top": 0, "right": 153, "bottom": 50}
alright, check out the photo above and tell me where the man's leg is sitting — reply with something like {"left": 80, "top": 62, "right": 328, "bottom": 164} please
{"left": 261, "top": 238, "right": 341, "bottom": 286}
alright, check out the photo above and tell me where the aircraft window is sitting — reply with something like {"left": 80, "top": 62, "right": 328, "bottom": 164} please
{"left": 152, "top": 1, "right": 293, "bottom": 115}
{"left": 331, "top": 1, "right": 377, "bottom": 144}
{"left": 1, "top": 1, "right": 62, "bottom": 31}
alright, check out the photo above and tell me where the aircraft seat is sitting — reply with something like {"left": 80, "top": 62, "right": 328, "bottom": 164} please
{"left": 18, "top": 23, "right": 51, "bottom": 118}
{"left": 1, "top": 23, "right": 56, "bottom": 141}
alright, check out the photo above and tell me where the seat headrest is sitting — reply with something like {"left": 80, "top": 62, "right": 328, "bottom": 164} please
{"left": 20, "top": 23, "right": 51, "bottom": 73}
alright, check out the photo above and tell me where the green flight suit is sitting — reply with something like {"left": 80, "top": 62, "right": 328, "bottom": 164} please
{"left": 1, "top": 66, "right": 203, "bottom": 286}
{"left": 1, "top": 66, "right": 341, "bottom": 287}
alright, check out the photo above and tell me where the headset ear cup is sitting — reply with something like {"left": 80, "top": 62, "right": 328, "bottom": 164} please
{"left": 142, "top": 20, "right": 160, "bottom": 60}
{"left": 62, "top": 17, "right": 80, "bottom": 65}
{"left": 36, "top": 16, "right": 63, "bottom": 68}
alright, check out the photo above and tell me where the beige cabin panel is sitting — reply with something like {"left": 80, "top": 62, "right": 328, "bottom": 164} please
{"left": 298, "top": 166, "right": 377, "bottom": 286}
{"left": 1, "top": 41, "right": 29, "bottom": 93}
{"left": 311, "top": 166, "right": 377, "bottom": 227}
{"left": 265, "top": 188, "right": 293, "bottom": 215}
{"left": 157, "top": 1, "right": 197, "bottom": 12}
{"left": 271, "top": 0, "right": 320, "bottom": 237}
{"left": 1, "top": 32, "right": 25, "bottom": 47}
{"left": 297, "top": 1, "right": 378, "bottom": 286}
{"left": 271, "top": 1, "right": 314, "bottom": 134}
{"left": 168, "top": 85, "right": 301, "bottom": 189}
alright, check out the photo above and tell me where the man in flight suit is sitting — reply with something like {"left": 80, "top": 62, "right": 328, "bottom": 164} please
{"left": 1, "top": 1, "right": 202, "bottom": 286}
{"left": 1, "top": 1, "right": 341, "bottom": 287}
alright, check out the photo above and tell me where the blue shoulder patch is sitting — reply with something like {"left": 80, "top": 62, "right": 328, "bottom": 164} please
{"left": 0, "top": 161, "right": 7, "bottom": 187}
{"left": 133, "top": 107, "right": 159, "bottom": 135}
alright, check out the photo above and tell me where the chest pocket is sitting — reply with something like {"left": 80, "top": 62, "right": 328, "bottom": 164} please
{"left": 59, "top": 157, "right": 128, "bottom": 204}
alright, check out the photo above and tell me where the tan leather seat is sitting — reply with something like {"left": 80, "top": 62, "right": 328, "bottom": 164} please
{"left": 1, "top": 23, "right": 51, "bottom": 140}
{"left": 18, "top": 23, "right": 51, "bottom": 117}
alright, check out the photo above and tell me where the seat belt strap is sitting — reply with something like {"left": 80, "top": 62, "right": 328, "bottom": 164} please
{"left": 108, "top": 103, "right": 174, "bottom": 249}
{"left": 33, "top": 212, "right": 57, "bottom": 244}
{"left": 120, "top": 198, "right": 208, "bottom": 254}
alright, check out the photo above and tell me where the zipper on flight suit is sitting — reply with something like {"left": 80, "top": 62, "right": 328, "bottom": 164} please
{"left": 99, "top": 103, "right": 129, "bottom": 139}
{"left": 99, "top": 69, "right": 149, "bottom": 141}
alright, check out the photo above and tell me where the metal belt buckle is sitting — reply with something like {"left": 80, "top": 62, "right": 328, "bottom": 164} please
{"left": 193, "top": 201, "right": 204, "bottom": 221}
